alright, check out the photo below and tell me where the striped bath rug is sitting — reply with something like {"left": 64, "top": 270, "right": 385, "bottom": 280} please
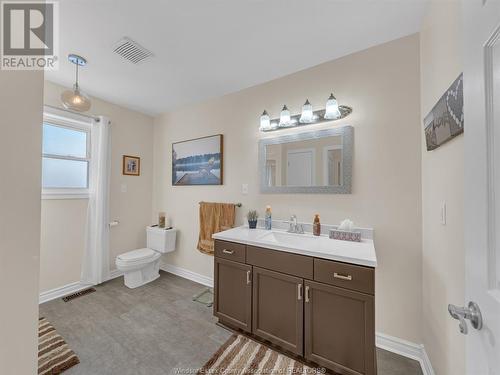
{"left": 198, "top": 334, "right": 322, "bottom": 375}
{"left": 38, "top": 317, "right": 79, "bottom": 374}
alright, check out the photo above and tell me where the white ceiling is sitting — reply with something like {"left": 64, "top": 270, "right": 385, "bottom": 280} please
{"left": 46, "top": 0, "right": 427, "bottom": 115}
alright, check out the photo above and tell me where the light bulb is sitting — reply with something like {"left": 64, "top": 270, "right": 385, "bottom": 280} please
{"left": 324, "top": 93, "right": 341, "bottom": 120}
{"left": 260, "top": 110, "right": 271, "bottom": 131}
{"left": 279, "top": 105, "right": 291, "bottom": 127}
{"left": 61, "top": 84, "right": 91, "bottom": 112}
{"left": 299, "top": 99, "right": 313, "bottom": 123}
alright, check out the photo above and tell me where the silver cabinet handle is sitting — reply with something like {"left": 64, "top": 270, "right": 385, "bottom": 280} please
{"left": 334, "top": 272, "right": 352, "bottom": 281}
{"left": 297, "top": 284, "right": 303, "bottom": 300}
{"left": 246, "top": 270, "right": 251, "bottom": 285}
{"left": 222, "top": 249, "right": 234, "bottom": 255}
{"left": 305, "top": 286, "right": 310, "bottom": 303}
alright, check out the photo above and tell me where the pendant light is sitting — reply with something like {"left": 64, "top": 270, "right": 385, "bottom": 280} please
{"left": 324, "top": 93, "right": 341, "bottom": 120}
{"left": 260, "top": 110, "right": 271, "bottom": 131}
{"left": 299, "top": 99, "right": 313, "bottom": 123}
{"left": 61, "top": 54, "right": 91, "bottom": 112}
{"left": 279, "top": 105, "right": 291, "bottom": 127}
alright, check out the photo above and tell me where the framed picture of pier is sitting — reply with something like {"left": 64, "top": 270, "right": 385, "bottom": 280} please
{"left": 172, "top": 134, "right": 223, "bottom": 186}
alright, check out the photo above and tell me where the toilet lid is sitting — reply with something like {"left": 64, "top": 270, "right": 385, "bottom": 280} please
{"left": 117, "top": 248, "right": 156, "bottom": 262}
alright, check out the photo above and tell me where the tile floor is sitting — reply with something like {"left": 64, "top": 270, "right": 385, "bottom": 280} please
{"left": 39, "top": 271, "right": 422, "bottom": 375}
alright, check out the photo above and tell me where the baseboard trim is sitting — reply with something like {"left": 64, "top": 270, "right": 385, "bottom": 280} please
{"left": 160, "top": 263, "right": 213, "bottom": 287}
{"left": 39, "top": 269, "right": 124, "bottom": 305}
{"left": 376, "top": 332, "right": 435, "bottom": 375}
{"left": 108, "top": 269, "right": 124, "bottom": 281}
{"left": 39, "top": 281, "right": 93, "bottom": 304}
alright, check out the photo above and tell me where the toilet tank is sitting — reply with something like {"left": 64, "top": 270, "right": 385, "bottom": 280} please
{"left": 146, "top": 226, "right": 177, "bottom": 253}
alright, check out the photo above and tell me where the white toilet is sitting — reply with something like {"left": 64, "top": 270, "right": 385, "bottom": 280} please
{"left": 116, "top": 226, "right": 177, "bottom": 289}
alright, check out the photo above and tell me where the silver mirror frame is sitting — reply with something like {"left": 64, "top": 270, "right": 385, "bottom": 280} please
{"left": 259, "top": 126, "right": 353, "bottom": 194}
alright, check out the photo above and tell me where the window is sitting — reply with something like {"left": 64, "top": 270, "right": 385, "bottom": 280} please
{"left": 42, "top": 114, "right": 91, "bottom": 198}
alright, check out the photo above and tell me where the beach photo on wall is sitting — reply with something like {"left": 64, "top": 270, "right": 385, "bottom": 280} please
{"left": 424, "top": 73, "right": 464, "bottom": 151}
{"left": 172, "top": 134, "right": 223, "bottom": 186}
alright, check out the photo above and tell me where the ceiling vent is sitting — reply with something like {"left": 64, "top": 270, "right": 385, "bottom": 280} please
{"left": 113, "top": 37, "right": 153, "bottom": 64}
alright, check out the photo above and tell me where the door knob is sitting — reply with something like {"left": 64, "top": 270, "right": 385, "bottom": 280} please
{"left": 448, "top": 301, "right": 483, "bottom": 335}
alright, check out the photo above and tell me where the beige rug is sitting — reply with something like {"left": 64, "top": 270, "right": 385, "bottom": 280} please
{"left": 198, "top": 334, "right": 322, "bottom": 375}
{"left": 38, "top": 317, "right": 79, "bottom": 374}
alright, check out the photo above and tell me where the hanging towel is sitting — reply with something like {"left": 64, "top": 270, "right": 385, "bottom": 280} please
{"left": 197, "top": 202, "right": 236, "bottom": 255}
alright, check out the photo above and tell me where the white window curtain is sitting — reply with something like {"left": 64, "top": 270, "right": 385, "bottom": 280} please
{"left": 81, "top": 116, "right": 111, "bottom": 285}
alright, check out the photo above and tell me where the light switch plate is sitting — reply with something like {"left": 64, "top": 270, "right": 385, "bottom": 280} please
{"left": 242, "top": 183, "right": 249, "bottom": 195}
{"left": 440, "top": 201, "right": 446, "bottom": 225}
{"left": 121, "top": 183, "right": 127, "bottom": 193}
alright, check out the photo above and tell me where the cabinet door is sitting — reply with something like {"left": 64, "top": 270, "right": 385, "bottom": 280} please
{"left": 252, "top": 267, "right": 304, "bottom": 355}
{"left": 214, "top": 257, "right": 252, "bottom": 332}
{"left": 304, "top": 280, "right": 375, "bottom": 375}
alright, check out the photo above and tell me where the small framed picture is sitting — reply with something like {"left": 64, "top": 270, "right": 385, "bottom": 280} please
{"left": 123, "top": 155, "right": 140, "bottom": 176}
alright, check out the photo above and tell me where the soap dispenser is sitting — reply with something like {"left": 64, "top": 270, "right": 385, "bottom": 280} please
{"left": 265, "top": 206, "right": 272, "bottom": 230}
{"left": 313, "top": 214, "right": 321, "bottom": 236}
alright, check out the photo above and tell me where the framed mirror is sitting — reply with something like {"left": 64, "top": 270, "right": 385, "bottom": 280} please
{"left": 259, "top": 126, "right": 353, "bottom": 194}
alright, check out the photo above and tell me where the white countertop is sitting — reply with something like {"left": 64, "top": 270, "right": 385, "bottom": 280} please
{"left": 213, "top": 226, "right": 377, "bottom": 267}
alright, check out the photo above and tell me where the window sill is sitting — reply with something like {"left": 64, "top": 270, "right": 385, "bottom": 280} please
{"left": 42, "top": 190, "right": 89, "bottom": 200}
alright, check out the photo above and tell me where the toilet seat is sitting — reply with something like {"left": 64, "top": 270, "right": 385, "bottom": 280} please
{"left": 117, "top": 248, "right": 156, "bottom": 262}
{"left": 116, "top": 248, "right": 161, "bottom": 270}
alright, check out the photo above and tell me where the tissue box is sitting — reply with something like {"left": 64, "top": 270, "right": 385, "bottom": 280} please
{"left": 329, "top": 229, "right": 361, "bottom": 242}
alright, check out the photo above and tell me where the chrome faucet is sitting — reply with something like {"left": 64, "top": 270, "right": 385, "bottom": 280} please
{"left": 288, "top": 215, "right": 304, "bottom": 234}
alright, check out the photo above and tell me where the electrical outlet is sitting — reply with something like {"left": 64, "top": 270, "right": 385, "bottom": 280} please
{"left": 440, "top": 201, "right": 447, "bottom": 225}
{"left": 242, "top": 184, "right": 249, "bottom": 195}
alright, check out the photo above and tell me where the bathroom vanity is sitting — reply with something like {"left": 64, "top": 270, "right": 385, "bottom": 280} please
{"left": 212, "top": 227, "right": 377, "bottom": 375}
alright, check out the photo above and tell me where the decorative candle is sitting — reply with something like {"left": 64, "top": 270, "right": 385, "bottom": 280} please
{"left": 159, "top": 212, "right": 166, "bottom": 228}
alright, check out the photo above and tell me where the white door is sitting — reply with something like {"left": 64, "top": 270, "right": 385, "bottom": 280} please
{"left": 286, "top": 149, "right": 314, "bottom": 186}
{"left": 462, "top": 1, "right": 500, "bottom": 373}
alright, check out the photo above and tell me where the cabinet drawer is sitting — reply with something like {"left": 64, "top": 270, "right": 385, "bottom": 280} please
{"left": 214, "top": 240, "right": 246, "bottom": 263}
{"left": 247, "top": 246, "right": 313, "bottom": 279}
{"left": 314, "top": 258, "right": 374, "bottom": 295}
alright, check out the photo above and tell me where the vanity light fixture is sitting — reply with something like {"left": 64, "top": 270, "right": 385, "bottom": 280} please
{"left": 259, "top": 92, "right": 352, "bottom": 133}
{"left": 260, "top": 110, "right": 271, "bottom": 131}
{"left": 299, "top": 99, "right": 314, "bottom": 123}
{"left": 324, "top": 93, "right": 341, "bottom": 120}
{"left": 279, "top": 105, "right": 292, "bottom": 127}
{"left": 61, "top": 54, "right": 91, "bottom": 112}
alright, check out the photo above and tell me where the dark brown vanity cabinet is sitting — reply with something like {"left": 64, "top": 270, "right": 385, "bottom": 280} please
{"left": 214, "top": 240, "right": 376, "bottom": 375}
{"left": 252, "top": 266, "right": 304, "bottom": 355}
{"left": 214, "top": 257, "right": 252, "bottom": 332}
{"left": 304, "top": 280, "right": 375, "bottom": 375}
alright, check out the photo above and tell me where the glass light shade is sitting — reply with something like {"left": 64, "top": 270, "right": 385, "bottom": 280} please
{"left": 324, "top": 93, "right": 341, "bottom": 120}
{"left": 279, "top": 105, "right": 291, "bottom": 127}
{"left": 299, "top": 99, "right": 314, "bottom": 123}
{"left": 260, "top": 110, "right": 271, "bottom": 131}
{"left": 61, "top": 84, "right": 91, "bottom": 112}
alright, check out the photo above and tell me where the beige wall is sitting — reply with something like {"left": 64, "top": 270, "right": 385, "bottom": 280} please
{"left": 39, "top": 199, "right": 86, "bottom": 292}
{"left": 0, "top": 71, "right": 44, "bottom": 373}
{"left": 420, "top": 1, "right": 465, "bottom": 374}
{"left": 153, "top": 34, "right": 423, "bottom": 343}
{"left": 41, "top": 81, "right": 154, "bottom": 292}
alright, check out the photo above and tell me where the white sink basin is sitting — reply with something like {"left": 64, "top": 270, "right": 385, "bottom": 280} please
{"left": 259, "top": 231, "right": 319, "bottom": 249}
